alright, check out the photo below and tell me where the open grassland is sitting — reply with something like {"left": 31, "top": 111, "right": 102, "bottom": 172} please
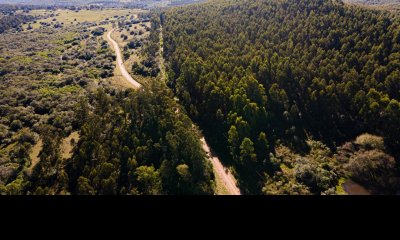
{"left": 22, "top": 8, "right": 145, "bottom": 30}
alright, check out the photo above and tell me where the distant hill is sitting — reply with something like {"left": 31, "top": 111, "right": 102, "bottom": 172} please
{"left": 0, "top": 0, "right": 120, "bottom": 5}
{"left": 0, "top": 0, "right": 204, "bottom": 7}
{"left": 344, "top": 0, "right": 399, "bottom": 4}
{"left": 344, "top": 0, "right": 400, "bottom": 13}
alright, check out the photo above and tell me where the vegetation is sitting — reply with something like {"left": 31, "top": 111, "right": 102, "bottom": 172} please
{"left": 344, "top": 0, "right": 400, "bottom": 14}
{"left": 162, "top": 0, "right": 400, "bottom": 194}
{"left": 25, "top": 84, "right": 214, "bottom": 195}
{"left": 0, "top": 5, "right": 214, "bottom": 195}
{"left": 0, "top": 14, "right": 35, "bottom": 33}
{"left": 1, "top": 0, "right": 400, "bottom": 195}
{"left": 0, "top": 7, "right": 119, "bottom": 192}
{"left": 130, "top": 17, "right": 160, "bottom": 78}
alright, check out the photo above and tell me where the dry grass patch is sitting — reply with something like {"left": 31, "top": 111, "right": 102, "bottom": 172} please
{"left": 28, "top": 139, "right": 42, "bottom": 172}
{"left": 214, "top": 169, "right": 231, "bottom": 195}
{"left": 61, "top": 131, "right": 80, "bottom": 160}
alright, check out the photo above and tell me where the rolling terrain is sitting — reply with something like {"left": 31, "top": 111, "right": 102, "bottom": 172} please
{"left": 0, "top": 0, "right": 399, "bottom": 195}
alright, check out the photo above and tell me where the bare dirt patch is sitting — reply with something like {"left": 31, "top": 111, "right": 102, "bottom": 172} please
{"left": 342, "top": 180, "right": 371, "bottom": 195}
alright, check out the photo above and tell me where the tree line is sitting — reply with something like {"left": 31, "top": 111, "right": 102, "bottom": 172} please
{"left": 0, "top": 14, "right": 35, "bottom": 33}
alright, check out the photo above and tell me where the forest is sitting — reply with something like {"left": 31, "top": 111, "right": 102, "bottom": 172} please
{"left": 161, "top": 0, "right": 400, "bottom": 194}
{"left": 1, "top": 0, "right": 399, "bottom": 195}
{"left": 28, "top": 84, "right": 214, "bottom": 195}
{"left": 0, "top": 5, "right": 215, "bottom": 195}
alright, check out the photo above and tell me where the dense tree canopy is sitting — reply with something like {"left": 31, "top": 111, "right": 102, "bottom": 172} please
{"left": 62, "top": 83, "right": 213, "bottom": 195}
{"left": 162, "top": 0, "right": 400, "bottom": 193}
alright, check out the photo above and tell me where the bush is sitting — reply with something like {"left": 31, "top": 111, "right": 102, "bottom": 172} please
{"left": 0, "top": 163, "right": 18, "bottom": 184}
{"left": 127, "top": 40, "right": 142, "bottom": 49}
{"left": 16, "top": 128, "right": 36, "bottom": 144}
{"left": 91, "top": 27, "right": 105, "bottom": 36}
{"left": 346, "top": 150, "right": 398, "bottom": 194}
{"left": 123, "top": 51, "right": 130, "bottom": 61}
{"left": 294, "top": 157, "right": 338, "bottom": 194}
{"left": 355, "top": 134, "right": 385, "bottom": 151}
{"left": 10, "top": 119, "right": 23, "bottom": 131}
{"left": 0, "top": 124, "right": 10, "bottom": 141}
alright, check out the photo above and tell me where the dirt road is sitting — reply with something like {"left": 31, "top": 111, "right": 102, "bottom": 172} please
{"left": 200, "top": 137, "right": 241, "bottom": 195}
{"left": 158, "top": 28, "right": 241, "bottom": 195}
{"left": 107, "top": 26, "right": 241, "bottom": 195}
{"left": 343, "top": 180, "right": 370, "bottom": 195}
{"left": 107, "top": 29, "right": 142, "bottom": 89}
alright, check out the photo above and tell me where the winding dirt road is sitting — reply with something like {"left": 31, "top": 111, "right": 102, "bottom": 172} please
{"left": 107, "top": 27, "right": 240, "bottom": 195}
{"left": 107, "top": 29, "right": 142, "bottom": 89}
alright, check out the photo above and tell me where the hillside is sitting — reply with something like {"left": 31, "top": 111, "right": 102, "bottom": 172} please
{"left": 345, "top": 0, "right": 399, "bottom": 4}
{"left": 0, "top": 7, "right": 215, "bottom": 195}
{"left": 162, "top": 0, "right": 400, "bottom": 194}
{"left": 1, "top": 0, "right": 399, "bottom": 195}
{"left": 0, "top": 0, "right": 117, "bottom": 4}
{"left": 344, "top": 0, "right": 400, "bottom": 13}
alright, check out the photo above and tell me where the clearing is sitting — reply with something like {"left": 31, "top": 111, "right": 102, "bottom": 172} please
{"left": 61, "top": 131, "right": 80, "bottom": 160}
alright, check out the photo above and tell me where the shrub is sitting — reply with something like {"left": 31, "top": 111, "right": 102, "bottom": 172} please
{"left": 346, "top": 150, "right": 398, "bottom": 194}
{"left": 91, "top": 27, "right": 105, "bottom": 36}
{"left": 127, "top": 40, "right": 142, "bottom": 49}
{"left": 0, "top": 124, "right": 10, "bottom": 141}
{"left": 10, "top": 119, "right": 23, "bottom": 131}
{"left": 16, "top": 128, "right": 36, "bottom": 144}
{"left": 355, "top": 134, "right": 385, "bottom": 151}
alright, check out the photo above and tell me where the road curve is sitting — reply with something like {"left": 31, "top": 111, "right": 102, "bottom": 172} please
{"left": 200, "top": 137, "right": 241, "bottom": 195}
{"left": 107, "top": 29, "right": 142, "bottom": 89}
